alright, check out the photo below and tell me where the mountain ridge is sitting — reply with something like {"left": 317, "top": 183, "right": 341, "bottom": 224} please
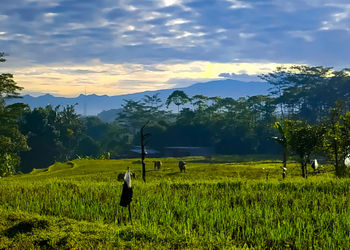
{"left": 8, "top": 79, "right": 270, "bottom": 115}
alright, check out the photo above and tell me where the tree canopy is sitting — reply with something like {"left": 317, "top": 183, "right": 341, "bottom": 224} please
{"left": 2, "top": 62, "right": 350, "bottom": 177}
{"left": 0, "top": 52, "right": 29, "bottom": 176}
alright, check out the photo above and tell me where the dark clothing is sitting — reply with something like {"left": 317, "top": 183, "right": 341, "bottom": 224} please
{"left": 120, "top": 181, "right": 133, "bottom": 207}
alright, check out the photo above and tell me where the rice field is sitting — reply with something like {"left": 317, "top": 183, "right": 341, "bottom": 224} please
{"left": 0, "top": 156, "right": 349, "bottom": 249}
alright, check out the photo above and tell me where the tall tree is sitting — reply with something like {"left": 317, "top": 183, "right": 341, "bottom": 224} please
{"left": 118, "top": 99, "right": 150, "bottom": 134}
{"left": 322, "top": 102, "right": 350, "bottom": 177}
{"left": 143, "top": 93, "right": 163, "bottom": 111}
{"left": 260, "top": 65, "right": 350, "bottom": 122}
{"left": 0, "top": 52, "right": 29, "bottom": 176}
{"left": 56, "top": 105, "right": 83, "bottom": 160}
{"left": 142, "top": 93, "right": 169, "bottom": 122}
{"left": 285, "top": 120, "right": 323, "bottom": 178}
{"left": 259, "top": 66, "right": 295, "bottom": 118}
{"left": 19, "top": 105, "right": 82, "bottom": 172}
{"left": 166, "top": 90, "right": 190, "bottom": 113}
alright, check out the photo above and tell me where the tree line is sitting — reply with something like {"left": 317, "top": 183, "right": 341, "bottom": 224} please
{"left": 1, "top": 52, "right": 350, "bottom": 176}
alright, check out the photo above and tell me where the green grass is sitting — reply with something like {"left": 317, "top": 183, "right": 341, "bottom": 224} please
{"left": 0, "top": 156, "right": 348, "bottom": 249}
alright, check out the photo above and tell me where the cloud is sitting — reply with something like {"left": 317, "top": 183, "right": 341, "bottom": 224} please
{"left": 161, "top": 0, "right": 182, "bottom": 7}
{"left": 57, "top": 69, "right": 108, "bottom": 75}
{"left": 1, "top": 0, "right": 347, "bottom": 66}
{"left": 218, "top": 73, "right": 262, "bottom": 82}
{"left": 5, "top": 61, "right": 293, "bottom": 96}
{"left": 320, "top": 4, "right": 350, "bottom": 31}
{"left": 1, "top": 0, "right": 350, "bottom": 96}
{"left": 166, "top": 77, "right": 218, "bottom": 87}
{"left": 227, "top": 0, "right": 252, "bottom": 9}
{"left": 165, "top": 18, "right": 190, "bottom": 26}
{"left": 288, "top": 30, "right": 314, "bottom": 42}
{"left": 239, "top": 33, "right": 256, "bottom": 39}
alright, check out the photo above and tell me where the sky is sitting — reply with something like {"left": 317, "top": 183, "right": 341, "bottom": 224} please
{"left": 1, "top": 0, "right": 349, "bottom": 97}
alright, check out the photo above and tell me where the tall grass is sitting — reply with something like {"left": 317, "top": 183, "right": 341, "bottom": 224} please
{"left": 0, "top": 157, "right": 348, "bottom": 248}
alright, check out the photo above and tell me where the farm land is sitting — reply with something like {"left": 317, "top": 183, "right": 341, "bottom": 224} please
{"left": 0, "top": 156, "right": 349, "bottom": 249}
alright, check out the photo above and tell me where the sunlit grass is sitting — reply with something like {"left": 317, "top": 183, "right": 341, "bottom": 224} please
{"left": 0, "top": 156, "right": 348, "bottom": 249}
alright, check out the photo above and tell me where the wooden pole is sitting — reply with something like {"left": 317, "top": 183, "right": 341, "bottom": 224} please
{"left": 128, "top": 204, "right": 132, "bottom": 224}
{"left": 141, "top": 125, "right": 146, "bottom": 182}
{"left": 140, "top": 121, "right": 150, "bottom": 183}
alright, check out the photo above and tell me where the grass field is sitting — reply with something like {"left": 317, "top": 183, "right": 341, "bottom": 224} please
{"left": 0, "top": 156, "right": 349, "bottom": 249}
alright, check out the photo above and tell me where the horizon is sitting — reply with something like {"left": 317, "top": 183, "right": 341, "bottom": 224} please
{"left": 1, "top": 0, "right": 349, "bottom": 97}
{"left": 21, "top": 78, "right": 267, "bottom": 98}
{"left": 13, "top": 78, "right": 271, "bottom": 116}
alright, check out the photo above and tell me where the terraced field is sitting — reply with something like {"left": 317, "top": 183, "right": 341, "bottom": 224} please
{"left": 0, "top": 156, "right": 348, "bottom": 249}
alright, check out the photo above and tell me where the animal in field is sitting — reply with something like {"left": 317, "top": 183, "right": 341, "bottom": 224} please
{"left": 178, "top": 161, "right": 186, "bottom": 172}
{"left": 153, "top": 160, "right": 162, "bottom": 170}
{"left": 311, "top": 159, "right": 319, "bottom": 171}
{"left": 345, "top": 154, "right": 350, "bottom": 167}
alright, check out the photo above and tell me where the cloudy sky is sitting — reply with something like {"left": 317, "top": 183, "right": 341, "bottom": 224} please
{"left": 1, "top": 0, "right": 349, "bottom": 96}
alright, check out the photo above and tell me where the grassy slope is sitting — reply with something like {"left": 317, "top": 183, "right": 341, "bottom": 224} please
{"left": 0, "top": 156, "right": 348, "bottom": 249}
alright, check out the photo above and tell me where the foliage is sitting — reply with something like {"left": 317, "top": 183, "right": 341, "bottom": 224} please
{"left": 76, "top": 136, "right": 101, "bottom": 158}
{"left": 17, "top": 105, "right": 130, "bottom": 172}
{"left": 0, "top": 52, "right": 29, "bottom": 176}
{"left": 260, "top": 65, "right": 350, "bottom": 122}
{"left": 19, "top": 105, "right": 83, "bottom": 172}
{"left": 119, "top": 95, "right": 169, "bottom": 134}
{"left": 118, "top": 100, "right": 149, "bottom": 132}
{"left": 0, "top": 54, "right": 23, "bottom": 101}
{"left": 322, "top": 102, "right": 350, "bottom": 177}
{"left": 284, "top": 120, "right": 324, "bottom": 178}
{"left": 4, "top": 63, "right": 350, "bottom": 174}
{"left": 272, "top": 121, "right": 288, "bottom": 175}
{"left": 142, "top": 93, "right": 163, "bottom": 113}
{"left": 272, "top": 122, "right": 287, "bottom": 146}
{"left": 0, "top": 154, "right": 20, "bottom": 176}
{"left": 165, "top": 90, "right": 191, "bottom": 112}
{"left": 98, "top": 152, "right": 111, "bottom": 160}
{"left": 143, "top": 94, "right": 278, "bottom": 155}
{"left": 81, "top": 116, "right": 131, "bottom": 158}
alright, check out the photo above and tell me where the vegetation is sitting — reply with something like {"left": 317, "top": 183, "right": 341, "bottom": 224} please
{"left": 0, "top": 52, "right": 29, "bottom": 176}
{"left": 1, "top": 56, "right": 350, "bottom": 178}
{"left": 2, "top": 54, "right": 350, "bottom": 248}
{"left": 282, "top": 120, "right": 324, "bottom": 178}
{"left": 166, "top": 90, "right": 191, "bottom": 112}
{"left": 0, "top": 157, "right": 349, "bottom": 249}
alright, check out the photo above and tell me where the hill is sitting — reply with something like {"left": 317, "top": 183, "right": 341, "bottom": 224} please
{"left": 7, "top": 79, "right": 270, "bottom": 115}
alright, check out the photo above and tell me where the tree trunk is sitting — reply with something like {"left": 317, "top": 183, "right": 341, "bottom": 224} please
{"left": 334, "top": 139, "right": 339, "bottom": 176}
{"left": 140, "top": 122, "right": 150, "bottom": 182}
{"left": 300, "top": 160, "right": 308, "bottom": 179}
{"left": 301, "top": 163, "right": 305, "bottom": 178}
{"left": 141, "top": 126, "right": 146, "bottom": 182}
{"left": 283, "top": 146, "right": 287, "bottom": 169}
{"left": 305, "top": 162, "right": 308, "bottom": 179}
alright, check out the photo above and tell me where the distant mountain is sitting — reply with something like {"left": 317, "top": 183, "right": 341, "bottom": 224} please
{"left": 7, "top": 79, "right": 270, "bottom": 116}
{"left": 97, "top": 109, "right": 123, "bottom": 123}
{"left": 181, "top": 79, "right": 270, "bottom": 97}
